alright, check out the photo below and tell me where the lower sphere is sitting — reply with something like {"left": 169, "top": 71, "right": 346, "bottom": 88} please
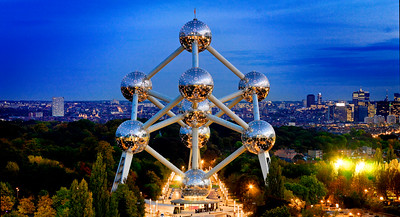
{"left": 181, "top": 169, "right": 211, "bottom": 199}
{"left": 115, "top": 120, "right": 149, "bottom": 153}
{"left": 242, "top": 120, "right": 275, "bottom": 154}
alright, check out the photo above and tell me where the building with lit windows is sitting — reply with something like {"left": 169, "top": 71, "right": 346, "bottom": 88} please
{"left": 52, "top": 97, "right": 64, "bottom": 117}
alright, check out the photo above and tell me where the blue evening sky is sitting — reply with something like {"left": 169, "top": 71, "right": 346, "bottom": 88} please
{"left": 0, "top": 0, "right": 399, "bottom": 101}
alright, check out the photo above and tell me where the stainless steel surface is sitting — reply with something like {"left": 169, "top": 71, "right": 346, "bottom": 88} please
{"left": 121, "top": 71, "right": 152, "bottom": 102}
{"left": 192, "top": 41, "right": 199, "bottom": 67}
{"left": 179, "top": 99, "right": 211, "bottom": 127}
{"left": 204, "top": 146, "right": 246, "bottom": 179}
{"left": 206, "top": 114, "right": 243, "bottom": 133}
{"left": 147, "top": 96, "right": 186, "bottom": 127}
{"left": 181, "top": 169, "right": 212, "bottom": 198}
{"left": 208, "top": 94, "right": 248, "bottom": 129}
{"left": 147, "top": 46, "right": 185, "bottom": 79}
{"left": 116, "top": 120, "right": 149, "bottom": 153}
{"left": 143, "top": 95, "right": 183, "bottom": 129}
{"left": 145, "top": 146, "right": 185, "bottom": 177}
{"left": 242, "top": 120, "right": 275, "bottom": 154}
{"left": 179, "top": 19, "right": 211, "bottom": 52}
{"left": 238, "top": 71, "right": 270, "bottom": 102}
{"left": 206, "top": 46, "right": 245, "bottom": 79}
{"left": 131, "top": 93, "right": 138, "bottom": 120}
{"left": 179, "top": 67, "right": 214, "bottom": 103}
{"left": 179, "top": 126, "right": 210, "bottom": 148}
{"left": 253, "top": 93, "right": 260, "bottom": 120}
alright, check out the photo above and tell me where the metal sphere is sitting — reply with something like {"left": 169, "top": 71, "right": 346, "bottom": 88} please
{"left": 121, "top": 71, "right": 152, "bottom": 102}
{"left": 238, "top": 71, "right": 270, "bottom": 102}
{"left": 179, "top": 126, "right": 210, "bottom": 148}
{"left": 115, "top": 120, "right": 149, "bottom": 153}
{"left": 179, "top": 19, "right": 212, "bottom": 52}
{"left": 179, "top": 67, "right": 214, "bottom": 103}
{"left": 242, "top": 120, "right": 275, "bottom": 154}
{"left": 179, "top": 99, "right": 211, "bottom": 127}
{"left": 181, "top": 169, "right": 212, "bottom": 199}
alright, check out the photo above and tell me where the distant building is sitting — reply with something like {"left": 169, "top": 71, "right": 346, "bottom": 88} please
{"left": 52, "top": 97, "right": 64, "bottom": 117}
{"left": 334, "top": 103, "right": 347, "bottom": 122}
{"left": 317, "top": 93, "right": 322, "bottom": 105}
{"left": 360, "top": 146, "right": 372, "bottom": 156}
{"left": 374, "top": 115, "right": 385, "bottom": 125}
{"left": 376, "top": 101, "right": 390, "bottom": 118}
{"left": 387, "top": 115, "right": 396, "bottom": 124}
{"left": 346, "top": 104, "right": 354, "bottom": 122}
{"left": 307, "top": 94, "right": 315, "bottom": 107}
{"left": 394, "top": 93, "right": 400, "bottom": 102}
{"left": 338, "top": 149, "right": 353, "bottom": 157}
{"left": 364, "top": 116, "right": 373, "bottom": 124}
{"left": 390, "top": 101, "right": 400, "bottom": 118}
{"left": 274, "top": 149, "right": 297, "bottom": 161}
{"left": 308, "top": 150, "right": 323, "bottom": 160}
{"left": 354, "top": 105, "right": 368, "bottom": 122}
{"left": 352, "top": 88, "right": 370, "bottom": 105}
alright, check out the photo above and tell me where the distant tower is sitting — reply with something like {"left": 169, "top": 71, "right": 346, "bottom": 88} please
{"left": 307, "top": 94, "right": 315, "bottom": 107}
{"left": 394, "top": 93, "right": 400, "bottom": 102}
{"left": 317, "top": 93, "right": 322, "bottom": 104}
{"left": 52, "top": 97, "right": 64, "bottom": 117}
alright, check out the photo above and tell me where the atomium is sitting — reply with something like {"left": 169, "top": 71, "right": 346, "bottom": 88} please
{"left": 121, "top": 71, "right": 152, "bottom": 102}
{"left": 238, "top": 71, "right": 270, "bottom": 102}
{"left": 179, "top": 19, "right": 212, "bottom": 52}
{"left": 181, "top": 169, "right": 212, "bottom": 199}
{"left": 179, "top": 99, "right": 211, "bottom": 127}
{"left": 115, "top": 120, "right": 149, "bottom": 153}
{"left": 242, "top": 120, "right": 276, "bottom": 154}
{"left": 179, "top": 67, "right": 214, "bottom": 103}
{"left": 179, "top": 126, "right": 210, "bottom": 148}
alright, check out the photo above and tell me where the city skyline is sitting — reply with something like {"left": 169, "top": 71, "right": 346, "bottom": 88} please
{"left": 0, "top": 0, "right": 399, "bottom": 101}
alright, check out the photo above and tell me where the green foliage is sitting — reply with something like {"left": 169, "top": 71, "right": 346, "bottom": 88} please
{"left": 262, "top": 206, "right": 290, "bottom": 217}
{"left": 69, "top": 179, "right": 95, "bottom": 217}
{"left": 89, "top": 154, "right": 110, "bottom": 217}
{"left": 299, "top": 175, "right": 327, "bottom": 204}
{"left": 34, "top": 195, "right": 56, "bottom": 217}
{"left": 110, "top": 184, "right": 144, "bottom": 217}
{"left": 1, "top": 182, "right": 16, "bottom": 212}
{"left": 284, "top": 183, "right": 309, "bottom": 202}
{"left": 265, "top": 159, "right": 285, "bottom": 200}
{"left": 52, "top": 187, "right": 70, "bottom": 217}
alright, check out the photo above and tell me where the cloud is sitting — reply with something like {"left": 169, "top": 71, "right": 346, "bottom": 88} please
{"left": 321, "top": 38, "right": 399, "bottom": 52}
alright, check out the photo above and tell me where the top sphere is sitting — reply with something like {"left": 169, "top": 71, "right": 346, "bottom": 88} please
{"left": 115, "top": 120, "right": 149, "bottom": 153}
{"left": 121, "top": 71, "right": 152, "bottom": 102}
{"left": 179, "top": 67, "right": 214, "bottom": 103}
{"left": 238, "top": 71, "right": 270, "bottom": 102}
{"left": 179, "top": 19, "right": 212, "bottom": 52}
{"left": 242, "top": 120, "right": 276, "bottom": 154}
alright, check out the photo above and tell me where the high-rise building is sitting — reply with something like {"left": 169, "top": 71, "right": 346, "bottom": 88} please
{"left": 52, "top": 97, "right": 64, "bottom": 117}
{"left": 390, "top": 101, "right": 400, "bottom": 118}
{"left": 354, "top": 105, "right": 368, "bottom": 122}
{"left": 376, "top": 101, "right": 390, "bottom": 118}
{"left": 317, "top": 93, "right": 322, "bottom": 104}
{"left": 334, "top": 103, "right": 347, "bottom": 122}
{"left": 394, "top": 93, "right": 400, "bottom": 102}
{"left": 346, "top": 104, "right": 354, "bottom": 122}
{"left": 352, "top": 88, "right": 370, "bottom": 105}
{"left": 306, "top": 94, "right": 315, "bottom": 108}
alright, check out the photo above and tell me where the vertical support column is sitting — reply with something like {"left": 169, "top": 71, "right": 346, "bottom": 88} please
{"left": 131, "top": 93, "right": 138, "bottom": 120}
{"left": 192, "top": 41, "right": 199, "bottom": 68}
{"left": 258, "top": 151, "right": 271, "bottom": 182}
{"left": 253, "top": 93, "right": 260, "bottom": 121}
{"left": 188, "top": 149, "right": 192, "bottom": 169}
{"left": 192, "top": 127, "right": 199, "bottom": 169}
{"left": 111, "top": 151, "right": 134, "bottom": 192}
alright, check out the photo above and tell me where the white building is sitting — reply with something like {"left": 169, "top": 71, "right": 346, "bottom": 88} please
{"left": 52, "top": 97, "right": 64, "bottom": 117}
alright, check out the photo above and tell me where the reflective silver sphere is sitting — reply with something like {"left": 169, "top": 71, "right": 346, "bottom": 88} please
{"left": 121, "top": 71, "right": 152, "bottom": 102}
{"left": 242, "top": 120, "right": 275, "bottom": 154}
{"left": 115, "top": 120, "right": 149, "bottom": 153}
{"left": 179, "top": 67, "right": 214, "bottom": 103}
{"left": 238, "top": 71, "right": 270, "bottom": 102}
{"left": 179, "top": 19, "right": 212, "bottom": 52}
{"left": 179, "top": 99, "right": 211, "bottom": 127}
{"left": 179, "top": 126, "right": 210, "bottom": 148}
{"left": 181, "top": 169, "right": 212, "bottom": 199}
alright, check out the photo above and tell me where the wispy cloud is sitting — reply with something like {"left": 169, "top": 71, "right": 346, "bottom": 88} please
{"left": 321, "top": 38, "right": 399, "bottom": 52}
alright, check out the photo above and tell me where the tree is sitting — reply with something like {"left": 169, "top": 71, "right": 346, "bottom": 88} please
{"left": 69, "top": 179, "right": 95, "bottom": 217}
{"left": 299, "top": 175, "right": 327, "bottom": 204}
{"left": 18, "top": 196, "right": 36, "bottom": 216}
{"left": 262, "top": 206, "right": 290, "bottom": 217}
{"left": 34, "top": 195, "right": 56, "bottom": 217}
{"left": 374, "top": 148, "right": 383, "bottom": 165}
{"left": 89, "top": 154, "right": 110, "bottom": 217}
{"left": 52, "top": 187, "right": 70, "bottom": 217}
{"left": 110, "top": 184, "right": 144, "bottom": 217}
{"left": 265, "top": 159, "right": 285, "bottom": 200}
{"left": 0, "top": 182, "right": 15, "bottom": 212}
{"left": 386, "top": 145, "right": 397, "bottom": 162}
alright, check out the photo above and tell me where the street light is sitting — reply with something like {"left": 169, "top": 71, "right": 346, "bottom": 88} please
{"left": 16, "top": 187, "right": 19, "bottom": 199}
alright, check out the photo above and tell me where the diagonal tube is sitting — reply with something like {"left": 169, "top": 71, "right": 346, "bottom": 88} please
{"left": 148, "top": 90, "right": 172, "bottom": 103}
{"left": 206, "top": 114, "right": 243, "bottom": 133}
{"left": 205, "top": 96, "right": 242, "bottom": 127}
{"left": 147, "top": 46, "right": 185, "bottom": 79}
{"left": 147, "top": 96, "right": 186, "bottom": 127}
{"left": 211, "top": 90, "right": 243, "bottom": 107}
{"left": 143, "top": 95, "right": 183, "bottom": 129}
{"left": 206, "top": 46, "right": 245, "bottom": 79}
{"left": 204, "top": 146, "right": 247, "bottom": 179}
{"left": 145, "top": 146, "right": 185, "bottom": 177}
{"left": 208, "top": 94, "right": 249, "bottom": 129}
{"left": 147, "top": 114, "right": 184, "bottom": 133}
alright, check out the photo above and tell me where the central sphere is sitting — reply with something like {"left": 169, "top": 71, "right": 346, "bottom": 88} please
{"left": 179, "top": 99, "right": 211, "bottom": 127}
{"left": 179, "top": 67, "right": 214, "bottom": 103}
{"left": 238, "top": 71, "right": 270, "bottom": 102}
{"left": 115, "top": 120, "right": 149, "bottom": 154}
{"left": 179, "top": 126, "right": 210, "bottom": 148}
{"left": 121, "top": 71, "right": 152, "bottom": 102}
{"left": 242, "top": 120, "right": 276, "bottom": 154}
{"left": 181, "top": 169, "right": 212, "bottom": 199}
{"left": 179, "top": 19, "right": 212, "bottom": 52}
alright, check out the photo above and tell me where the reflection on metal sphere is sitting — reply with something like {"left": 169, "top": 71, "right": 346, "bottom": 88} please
{"left": 115, "top": 120, "right": 149, "bottom": 153}
{"left": 179, "top": 99, "right": 211, "bottom": 127}
{"left": 238, "top": 71, "right": 270, "bottom": 102}
{"left": 242, "top": 120, "right": 275, "bottom": 154}
{"left": 179, "top": 126, "right": 210, "bottom": 148}
{"left": 179, "top": 67, "right": 214, "bottom": 103}
{"left": 121, "top": 71, "right": 152, "bottom": 102}
{"left": 179, "top": 19, "right": 212, "bottom": 52}
{"left": 181, "top": 169, "right": 211, "bottom": 199}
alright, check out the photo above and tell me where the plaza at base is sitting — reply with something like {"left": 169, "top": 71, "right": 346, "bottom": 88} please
{"left": 171, "top": 198, "right": 220, "bottom": 213}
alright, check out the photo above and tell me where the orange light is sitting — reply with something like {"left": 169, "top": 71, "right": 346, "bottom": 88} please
{"left": 248, "top": 184, "right": 254, "bottom": 190}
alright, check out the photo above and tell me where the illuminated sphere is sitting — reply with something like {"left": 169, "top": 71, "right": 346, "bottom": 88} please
{"left": 242, "top": 120, "right": 275, "bottom": 154}
{"left": 181, "top": 169, "right": 212, "bottom": 199}
{"left": 121, "top": 71, "right": 152, "bottom": 102}
{"left": 179, "top": 99, "right": 211, "bottom": 127}
{"left": 115, "top": 120, "right": 149, "bottom": 153}
{"left": 179, "top": 126, "right": 210, "bottom": 148}
{"left": 179, "top": 19, "right": 212, "bottom": 52}
{"left": 238, "top": 71, "right": 270, "bottom": 102}
{"left": 179, "top": 67, "right": 214, "bottom": 103}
